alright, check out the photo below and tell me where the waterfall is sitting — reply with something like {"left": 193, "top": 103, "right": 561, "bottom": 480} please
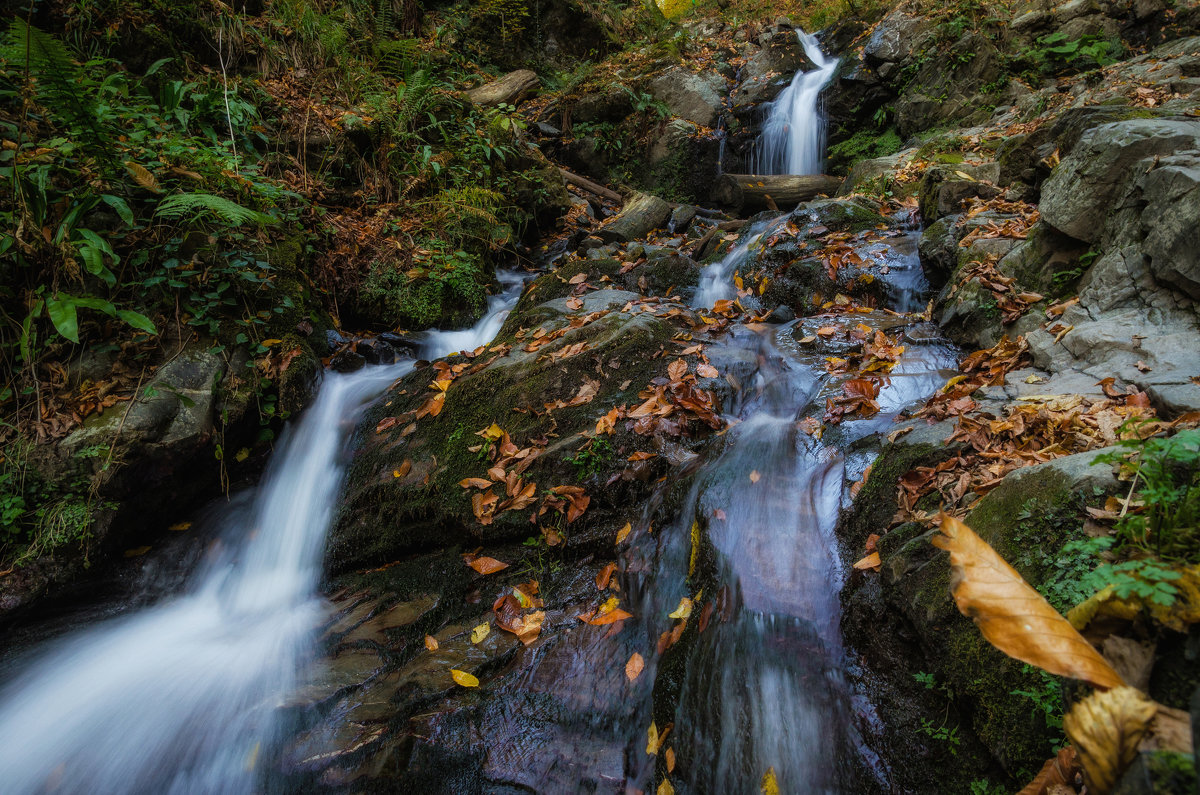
{"left": 0, "top": 277, "right": 526, "bottom": 795}
{"left": 753, "top": 31, "right": 839, "bottom": 176}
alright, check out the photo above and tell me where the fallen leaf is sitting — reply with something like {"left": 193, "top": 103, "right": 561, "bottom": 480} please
{"left": 668, "top": 358, "right": 688, "bottom": 381}
{"left": 1065, "top": 686, "right": 1156, "bottom": 795}
{"left": 470, "top": 622, "right": 490, "bottom": 644}
{"left": 628, "top": 451, "right": 657, "bottom": 461}
{"left": 657, "top": 780, "right": 674, "bottom": 795}
{"left": 616, "top": 522, "right": 632, "bottom": 545}
{"left": 626, "top": 652, "right": 645, "bottom": 681}
{"left": 460, "top": 477, "right": 494, "bottom": 489}
{"left": 749, "top": 470, "right": 761, "bottom": 483}
{"left": 568, "top": 272, "right": 588, "bottom": 284}
{"left": 665, "top": 747, "right": 675, "bottom": 773}
{"left": 466, "top": 556, "right": 510, "bottom": 575}
{"left": 393, "top": 459, "right": 412, "bottom": 478}
{"left": 424, "top": 635, "right": 439, "bottom": 651}
{"left": 376, "top": 416, "right": 399, "bottom": 433}
{"left": 853, "top": 552, "right": 881, "bottom": 572}
{"left": 596, "top": 562, "right": 618, "bottom": 590}
{"left": 450, "top": 669, "right": 479, "bottom": 687}
{"left": 167, "top": 521, "right": 191, "bottom": 531}
{"left": 123, "top": 546, "right": 151, "bottom": 557}
{"left": 697, "top": 363, "right": 719, "bottom": 378}
{"left": 1016, "top": 747, "right": 1080, "bottom": 795}
{"left": 761, "top": 767, "right": 780, "bottom": 795}
{"left": 668, "top": 597, "right": 693, "bottom": 620}
{"left": 932, "top": 515, "right": 1124, "bottom": 690}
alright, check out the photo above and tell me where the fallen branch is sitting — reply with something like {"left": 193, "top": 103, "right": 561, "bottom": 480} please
{"left": 559, "top": 167, "right": 624, "bottom": 205}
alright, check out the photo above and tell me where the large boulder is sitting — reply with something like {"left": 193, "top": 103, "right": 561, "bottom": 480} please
{"left": 649, "top": 68, "right": 727, "bottom": 128}
{"left": 1040, "top": 118, "right": 1200, "bottom": 243}
{"left": 732, "top": 36, "right": 813, "bottom": 112}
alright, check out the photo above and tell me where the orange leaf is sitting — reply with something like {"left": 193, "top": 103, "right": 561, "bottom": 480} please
{"left": 931, "top": 515, "right": 1125, "bottom": 690}
{"left": 459, "top": 477, "right": 494, "bottom": 489}
{"left": 668, "top": 358, "right": 688, "bottom": 381}
{"left": 697, "top": 363, "right": 719, "bottom": 378}
{"left": 466, "top": 556, "right": 510, "bottom": 575}
{"left": 424, "top": 635, "right": 439, "bottom": 651}
{"left": 579, "top": 608, "right": 633, "bottom": 626}
{"left": 625, "top": 652, "right": 645, "bottom": 681}
{"left": 376, "top": 416, "right": 399, "bottom": 433}
{"left": 596, "top": 562, "right": 617, "bottom": 590}
{"left": 627, "top": 451, "right": 656, "bottom": 461}
{"left": 853, "top": 552, "right": 881, "bottom": 571}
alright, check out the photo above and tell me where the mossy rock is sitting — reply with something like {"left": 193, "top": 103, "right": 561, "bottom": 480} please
{"left": 328, "top": 289, "right": 709, "bottom": 573}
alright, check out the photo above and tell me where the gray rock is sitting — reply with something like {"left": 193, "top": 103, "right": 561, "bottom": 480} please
{"left": 649, "top": 68, "right": 727, "bottom": 128}
{"left": 1138, "top": 153, "right": 1200, "bottom": 299}
{"left": 733, "top": 38, "right": 812, "bottom": 110}
{"left": 1040, "top": 119, "right": 1200, "bottom": 242}
{"left": 862, "top": 11, "right": 932, "bottom": 65}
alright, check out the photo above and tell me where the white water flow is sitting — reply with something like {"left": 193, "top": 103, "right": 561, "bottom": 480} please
{"left": 0, "top": 276, "right": 525, "bottom": 794}
{"left": 754, "top": 31, "right": 839, "bottom": 176}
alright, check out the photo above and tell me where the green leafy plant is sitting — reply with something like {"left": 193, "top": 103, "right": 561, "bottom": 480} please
{"left": 570, "top": 437, "right": 614, "bottom": 480}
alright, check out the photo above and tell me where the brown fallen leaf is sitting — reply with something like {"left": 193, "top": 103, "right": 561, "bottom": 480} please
{"left": 1065, "top": 686, "right": 1156, "bottom": 795}
{"left": 376, "top": 416, "right": 399, "bottom": 433}
{"left": 1017, "top": 747, "right": 1080, "bottom": 795}
{"left": 668, "top": 358, "right": 688, "bottom": 381}
{"left": 665, "top": 747, "right": 675, "bottom": 773}
{"left": 628, "top": 451, "right": 657, "bottom": 461}
{"left": 697, "top": 363, "right": 719, "bottom": 378}
{"left": 424, "top": 635, "right": 439, "bottom": 651}
{"left": 392, "top": 459, "right": 412, "bottom": 478}
{"left": 625, "top": 652, "right": 645, "bottom": 682}
{"left": 932, "top": 514, "right": 1125, "bottom": 690}
{"left": 596, "top": 562, "right": 617, "bottom": 590}
{"left": 749, "top": 470, "right": 761, "bottom": 483}
{"left": 459, "top": 477, "right": 494, "bottom": 489}
{"left": 579, "top": 608, "right": 633, "bottom": 626}
{"left": 615, "top": 522, "right": 632, "bottom": 545}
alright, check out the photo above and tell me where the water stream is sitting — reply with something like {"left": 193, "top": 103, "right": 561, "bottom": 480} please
{"left": 753, "top": 31, "right": 839, "bottom": 176}
{"left": 0, "top": 278, "right": 526, "bottom": 795}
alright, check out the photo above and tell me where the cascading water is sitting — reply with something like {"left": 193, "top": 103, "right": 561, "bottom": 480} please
{"left": 753, "top": 31, "right": 839, "bottom": 176}
{"left": 0, "top": 276, "right": 525, "bottom": 795}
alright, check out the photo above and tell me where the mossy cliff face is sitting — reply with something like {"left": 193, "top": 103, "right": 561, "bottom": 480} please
{"left": 328, "top": 280, "right": 715, "bottom": 574}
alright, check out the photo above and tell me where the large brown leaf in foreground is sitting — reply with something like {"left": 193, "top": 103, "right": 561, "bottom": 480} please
{"left": 932, "top": 514, "right": 1125, "bottom": 690}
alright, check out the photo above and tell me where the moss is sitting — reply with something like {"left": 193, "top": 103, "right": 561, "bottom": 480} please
{"left": 328, "top": 306, "right": 681, "bottom": 572}
{"left": 840, "top": 441, "right": 950, "bottom": 550}
{"left": 827, "top": 127, "right": 904, "bottom": 176}
{"left": 1114, "top": 751, "right": 1198, "bottom": 794}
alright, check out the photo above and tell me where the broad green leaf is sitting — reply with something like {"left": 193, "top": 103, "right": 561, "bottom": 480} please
{"left": 46, "top": 295, "right": 79, "bottom": 343}
{"left": 116, "top": 309, "right": 158, "bottom": 335}
{"left": 100, "top": 194, "right": 135, "bottom": 226}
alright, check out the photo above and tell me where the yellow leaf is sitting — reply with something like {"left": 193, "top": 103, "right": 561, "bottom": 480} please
{"left": 853, "top": 552, "right": 881, "bottom": 571}
{"left": 123, "top": 546, "right": 151, "bottom": 557}
{"left": 616, "top": 522, "right": 632, "bottom": 545}
{"left": 761, "top": 767, "right": 780, "bottom": 795}
{"left": 749, "top": 470, "right": 761, "bottom": 483}
{"left": 657, "top": 780, "right": 674, "bottom": 795}
{"left": 431, "top": 379, "right": 452, "bottom": 392}
{"left": 450, "top": 669, "right": 479, "bottom": 687}
{"left": 261, "top": 338, "right": 283, "bottom": 346}
{"left": 235, "top": 447, "right": 250, "bottom": 462}
{"left": 599, "top": 596, "right": 620, "bottom": 615}
{"left": 1064, "top": 686, "right": 1156, "bottom": 795}
{"left": 668, "top": 597, "right": 693, "bottom": 620}
{"left": 932, "top": 515, "right": 1125, "bottom": 690}
{"left": 471, "top": 622, "right": 490, "bottom": 644}
{"left": 167, "top": 521, "right": 191, "bottom": 531}
{"left": 647, "top": 721, "right": 659, "bottom": 755}
{"left": 481, "top": 423, "right": 504, "bottom": 440}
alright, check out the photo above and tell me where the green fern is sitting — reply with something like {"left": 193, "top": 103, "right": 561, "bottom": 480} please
{"left": 375, "top": 37, "right": 420, "bottom": 80}
{"left": 154, "top": 193, "right": 276, "bottom": 226}
{"left": 1, "top": 19, "right": 104, "bottom": 142}
{"left": 374, "top": 0, "right": 397, "bottom": 38}
{"left": 428, "top": 187, "right": 504, "bottom": 225}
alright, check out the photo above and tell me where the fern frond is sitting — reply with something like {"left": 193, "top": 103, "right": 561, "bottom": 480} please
{"left": 154, "top": 193, "right": 275, "bottom": 226}
{"left": 1, "top": 20, "right": 103, "bottom": 141}
{"left": 375, "top": 37, "right": 419, "bottom": 80}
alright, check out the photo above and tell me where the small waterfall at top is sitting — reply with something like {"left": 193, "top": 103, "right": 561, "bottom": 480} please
{"left": 0, "top": 277, "right": 526, "bottom": 795}
{"left": 753, "top": 31, "right": 839, "bottom": 176}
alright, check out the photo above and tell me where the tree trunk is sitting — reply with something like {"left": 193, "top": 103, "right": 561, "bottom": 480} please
{"left": 712, "top": 174, "right": 843, "bottom": 211}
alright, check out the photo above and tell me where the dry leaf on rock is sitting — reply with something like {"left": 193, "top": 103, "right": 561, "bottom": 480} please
{"left": 1064, "top": 686, "right": 1156, "bottom": 795}
{"left": 465, "top": 555, "right": 509, "bottom": 575}
{"left": 1016, "top": 747, "right": 1080, "bottom": 795}
{"left": 932, "top": 514, "right": 1125, "bottom": 690}
{"left": 450, "top": 669, "right": 479, "bottom": 687}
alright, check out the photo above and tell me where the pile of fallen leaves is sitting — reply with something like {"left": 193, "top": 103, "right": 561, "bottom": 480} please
{"left": 915, "top": 335, "right": 1031, "bottom": 422}
{"left": 949, "top": 255, "right": 1045, "bottom": 324}
{"left": 895, "top": 393, "right": 1159, "bottom": 525}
